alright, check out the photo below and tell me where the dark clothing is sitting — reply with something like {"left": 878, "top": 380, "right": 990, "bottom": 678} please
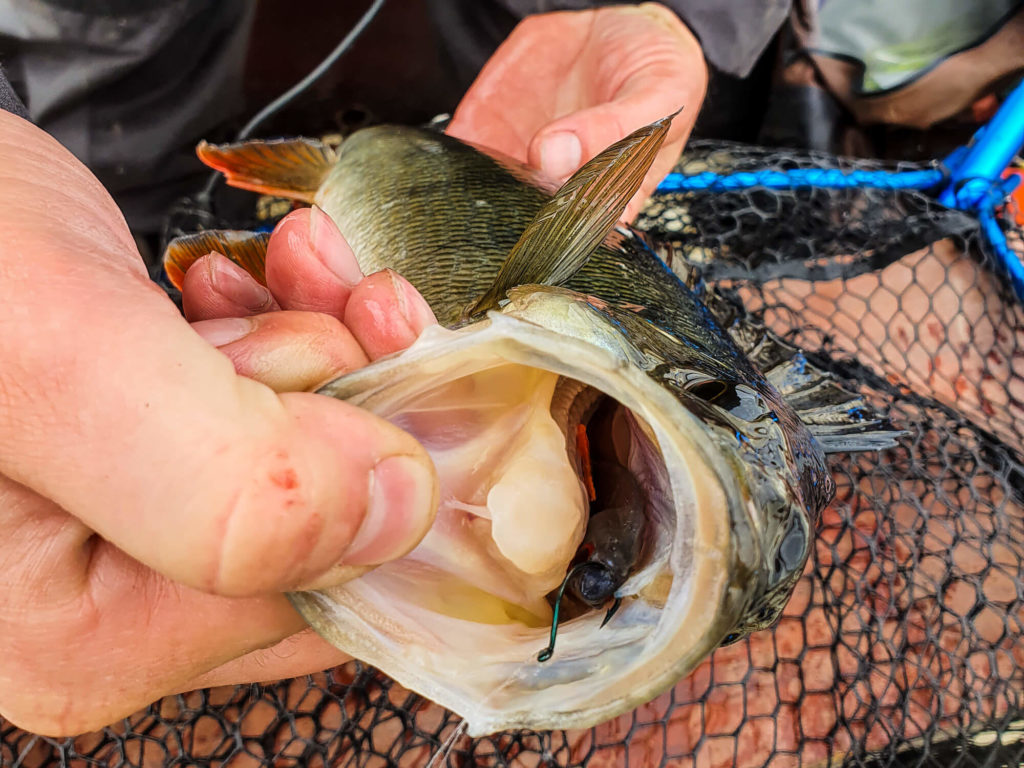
{"left": 0, "top": 0, "right": 784, "bottom": 234}
{"left": 0, "top": 0, "right": 254, "bottom": 233}
{"left": 429, "top": 0, "right": 787, "bottom": 87}
{"left": 0, "top": 63, "right": 25, "bottom": 118}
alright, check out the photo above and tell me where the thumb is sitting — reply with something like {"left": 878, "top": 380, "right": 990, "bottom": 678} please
{"left": 528, "top": 4, "right": 707, "bottom": 217}
{"left": 530, "top": 104, "right": 694, "bottom": 222}
{"left": 530, "top": 99, "right": 700, "bottom": 223}
{"left": 0, "top": 111, "right": 438, "bottom": 598}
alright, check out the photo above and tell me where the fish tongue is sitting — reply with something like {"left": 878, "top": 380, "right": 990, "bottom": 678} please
{"left": 487, "top": 375, "right": 588, "bottom": 575}
{"left": 386, "top": 363, "right": 590, "bottom": 604}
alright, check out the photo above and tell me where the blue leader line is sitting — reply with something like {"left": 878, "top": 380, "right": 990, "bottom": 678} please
{"left": 655, "top": 78, "right": 1024, "bottom": 301}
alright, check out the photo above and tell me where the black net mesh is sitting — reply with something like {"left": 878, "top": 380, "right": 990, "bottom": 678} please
{"left": 3, "top": 141, "right": 1023, "bottom": 768}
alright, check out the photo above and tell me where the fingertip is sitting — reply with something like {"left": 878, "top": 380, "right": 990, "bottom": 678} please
{"left": 337, "top": 451, "right": 439, "bottom": 567}
{"left": 529, "top": 94, "right": 702, "bottom": 221}
{"left": 182, "top": 253, "right": 278, "bottom": 321}
{"left": 535, "top": 130, "right": 583, "bottom": 184}
{"left": 226, "top": 391, "right": 438, "bottom": 591}
{"left": 344, "top": 270, "right": 437, "bottom": 360}
{"left": 528, "top": 109, "right": 624, "bottom": 184}
{"left": 195, "top": 310, "right": 370, "bottom": 393}
{"left": 318, "top": 205, "right": 365, "bottom": 284}
{"left": 389, "top": 270, "right": 438, "bottom": 334}
{"left": 180, "top": 630, "right": 352, "bottom": 691}
{"left": 266, "top": 206, "right": 364, "bottom": 317}
{"left": 191, "top": 316, "right": 255, "bottom": 347}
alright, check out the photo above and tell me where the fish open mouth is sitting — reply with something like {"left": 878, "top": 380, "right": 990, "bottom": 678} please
{"left": 369, "top": 367, "right": 672, "bottom": 631}
{"left": 293, "top": 307, "right": 740, "bottom": 735}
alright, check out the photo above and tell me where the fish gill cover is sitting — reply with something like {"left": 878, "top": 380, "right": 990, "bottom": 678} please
{"left": 3, "top": 141, "right": 1022, "bottom": 768}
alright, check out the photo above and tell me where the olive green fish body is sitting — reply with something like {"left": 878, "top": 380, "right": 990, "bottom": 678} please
{"left": 316, "top": 127, "right": 545, "bottom": 322}
{"left": 168, "top": 119, "right": 900, "bottom": 734}
{"left": 317, "top": 125, "right": 831, "bottom": 633}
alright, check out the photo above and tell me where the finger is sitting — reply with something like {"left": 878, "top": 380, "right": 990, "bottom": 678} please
{"left": 343, "top": 269, "right": 438, "bottom": 360}
{"left": 0, "top": 112, "right": 438, "bottom": 598}
{"left": 265, "top": 206, "right": 364, "bottom": 318}
{"left": 527, "top": 5, "right": 707, "bottom": 219}
{"left": 0, "top": 474, "right": 346, "bottom": 736}
{"left": 192, "top": 310, "right": 370, "bottom": 393}
{"left": 181, "top": 629, "right": 351, "bottom": 691}
{"left": 181, "top": 252, "right": 279, "bottom": 321}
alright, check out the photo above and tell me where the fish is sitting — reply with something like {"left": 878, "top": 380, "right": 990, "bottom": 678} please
{"left": 162, "top": 115, "right": 900, "bottom": 736}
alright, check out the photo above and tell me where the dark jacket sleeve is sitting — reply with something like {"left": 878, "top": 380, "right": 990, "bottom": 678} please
{"left": 481, "top": 0, "right": 790, "bottom": 78}
{"left": 0, "top": 64, "right": 29, "bottom": 120}
{"left": 658, "top": 0, "right": 790, "bottom": 78}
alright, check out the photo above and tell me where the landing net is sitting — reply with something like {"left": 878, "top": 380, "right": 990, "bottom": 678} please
{"left": 3, "top": 141, "right": 1022, "bottom": 768}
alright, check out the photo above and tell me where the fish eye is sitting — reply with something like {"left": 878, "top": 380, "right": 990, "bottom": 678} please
{"left": 687, "top": 380, "right": 729, "bottom": 403}
{"left": 686, "top": 379, "right": 744, "bottom": 411}
{"left": 776, "top": 514, "right": 807, "bottom": 573}
{"left": 721, "top": 632, "right": 742, "bottom": 645}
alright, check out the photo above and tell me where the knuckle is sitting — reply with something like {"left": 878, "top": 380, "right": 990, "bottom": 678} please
{"left": 211, "top": 440, "right": 326, "bottom": 596}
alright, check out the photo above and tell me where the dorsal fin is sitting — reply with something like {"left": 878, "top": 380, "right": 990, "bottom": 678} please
{"left": 162, "top": 230, "right": 270, "bottom": 290}
{"left": 197, "top": 138, "right": 337, "bottom": 201}
{"left": 468, "top": 112, "right": 678, "bottom": 316}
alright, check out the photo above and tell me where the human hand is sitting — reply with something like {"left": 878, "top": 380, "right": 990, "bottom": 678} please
{"left": 446, "top": 2, "right": 707, "bottom": 222}
{"left": 0, "top": 112, "right": 438, "bottom": 736}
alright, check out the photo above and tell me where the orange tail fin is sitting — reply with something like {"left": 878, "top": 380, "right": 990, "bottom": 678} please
{"left": 197, "top": 138, "right": 336, "bottom": 202}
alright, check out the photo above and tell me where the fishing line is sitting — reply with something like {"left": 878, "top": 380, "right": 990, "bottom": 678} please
{"left": 425, "top": 719, "right": 467, "bottom": 768}
{"left": 196, "top": 0, "right": 387, "bottom": 203}
{"left": 423, "top": 646, "right": 543, "bottom": 766}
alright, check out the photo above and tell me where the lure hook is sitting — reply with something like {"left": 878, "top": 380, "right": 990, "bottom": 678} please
{"left": 537, "top": 563, "right": 590, "bottom": 663}
{"left": 600, "top": 596, "right": 623, "bottom": 628}
{"left": 537, "top": 566, "right": 624, "bottom": 662}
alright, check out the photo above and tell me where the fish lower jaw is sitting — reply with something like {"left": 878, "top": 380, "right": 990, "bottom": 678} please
{"left": 297, "top": 315, "right": 738, "bottom": 735}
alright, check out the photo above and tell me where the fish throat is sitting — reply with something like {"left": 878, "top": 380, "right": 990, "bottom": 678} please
{"left": 541, "top": 382, "right": 652, "bottom": 650}
{"left": 373, "top": 360, "right": 670, "bottom": 639}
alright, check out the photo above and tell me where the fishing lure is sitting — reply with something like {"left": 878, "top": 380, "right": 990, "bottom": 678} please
{"left": 537, "top": 455, "right": 647, "bottom": 663}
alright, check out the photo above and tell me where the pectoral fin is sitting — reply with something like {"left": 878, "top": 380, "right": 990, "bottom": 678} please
{"left": 197, "top": 138, "right": 337, "bottom": 201}
{"left": 162, "top": 230, "right": 270, "bottom": 290}
{"left": 469, "top": 112, "right": 678, "bottom": 316}
{"left": 734, "top": 321, "right": 907, "bottom": 453}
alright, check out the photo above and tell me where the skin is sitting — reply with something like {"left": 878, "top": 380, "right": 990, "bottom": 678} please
{"left": 0, "top": 113, "right": 439, "bottom": 735}
{"left": 0, "top": 2, "right": 709, "bottom": 737}
{"left": 447, "top": 3, "right": 708, "bottom": 222}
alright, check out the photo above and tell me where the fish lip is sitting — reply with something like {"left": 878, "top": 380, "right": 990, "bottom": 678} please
{"left": 303, "top": 310, "right": 760, "bottom": 736}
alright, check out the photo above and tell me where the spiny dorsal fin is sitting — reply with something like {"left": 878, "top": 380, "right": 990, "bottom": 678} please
{"left": 197, "top": 138, "right": 337, "bottom": 202}
{"left": 468, "top": 111, "right": 679, "bottom": 316}
{"left": 162, "top": 230, "right": 270, "bottom": 290}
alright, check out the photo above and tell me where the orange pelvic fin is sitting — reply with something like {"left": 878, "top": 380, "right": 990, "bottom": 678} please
{"left": 162, "top": 230, "right": 270, "bottom": 290}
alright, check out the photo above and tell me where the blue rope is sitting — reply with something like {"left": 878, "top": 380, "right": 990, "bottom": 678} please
{"left": 656, "top": 167, "right": 945, "bottom": 193}
{"left": 653, "top": 79, "right": 1024, "bottom": 300}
